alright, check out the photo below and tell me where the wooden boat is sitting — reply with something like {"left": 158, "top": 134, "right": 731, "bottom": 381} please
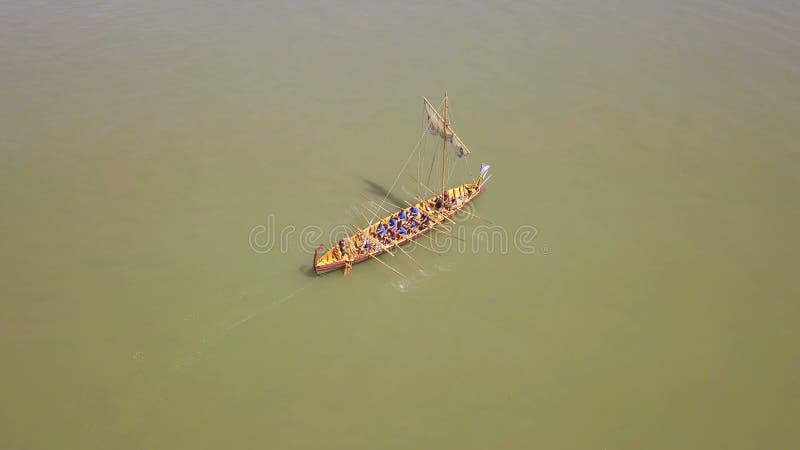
{"left": 313, "top": 92, "right": 491, "bottom": 276}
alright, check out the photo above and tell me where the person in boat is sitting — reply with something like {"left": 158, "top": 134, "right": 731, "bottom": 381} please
{"left": 382, "top": 219, "right": 392, "bottom": 239}
{"left": 435, "top": 196, "right": 443, "bottom": 210}
{"left": 398, "top": 209, "right": 408, "bottom": 226}
{"left": 419, "top": 212, "right": 430, "bottom": 229}
{"left": 339, "top": 239, "right": 353, "bottom": 260}
{"left": 353, "top": 233, "right": 362, "bottom": 253}
{"left": 420, "top": 200, "right": 430, "bottom": 212}
{"left": 408, "top": 206, "right": 420, "bottom": 229}
{"left": 388, "top": 216, "right": 397, "bottom": 229}
{"left": 377, "top": 223, "right": 387, "bottom": 241}
{"left": 360, "top": 232, "right": 371, "bottom": 253}
{"left": 393, "top": 216, "right": 403, "bottom": 238}
{"left": 398, "top": 226, "right": 408, "bottom": 237}
{"left": 386, "top": 227, "right": 394, "bottom": 242}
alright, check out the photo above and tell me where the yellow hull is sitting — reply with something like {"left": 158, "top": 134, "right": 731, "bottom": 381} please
{"left": 314, "top": 182, "right": 483, "bottom": 274}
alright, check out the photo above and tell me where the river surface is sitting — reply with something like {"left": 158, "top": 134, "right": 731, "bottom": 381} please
{"left": 2, "top": 1, "right": 799, "bottom": 448}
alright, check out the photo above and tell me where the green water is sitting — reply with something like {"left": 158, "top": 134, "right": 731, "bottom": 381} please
{"left": 2, "top": 1, "right": 799, "bottom": 448}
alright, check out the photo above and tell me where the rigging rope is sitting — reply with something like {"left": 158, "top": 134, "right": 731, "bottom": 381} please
{"left": 424, "top": 97, "right": 446, "bottom": 189}
{"left": 425, "top": 140, "right": 437, "bottom": 187}
{"left": 370, "top": 125, "right": 428, "bottom": 223}
{"left": 417, "top": 111, "right": 425, "bottom": 198}
{"left": 372, "top": 96, "right": 459, "bottom": 226}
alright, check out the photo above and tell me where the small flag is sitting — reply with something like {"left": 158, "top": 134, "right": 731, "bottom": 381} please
{"left": 479, "top": 163, "right": 490, "bottom": 177}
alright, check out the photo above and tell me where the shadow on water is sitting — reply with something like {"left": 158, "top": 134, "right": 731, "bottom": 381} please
{"left": 360, "top": 177, "right": 407, "bottom": 208}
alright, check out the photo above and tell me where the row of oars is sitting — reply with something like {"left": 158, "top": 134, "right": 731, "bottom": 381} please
{"left": 348, "top": 203, "right": 441, "bottom": 279}
{"left": 341, "top": 184, "right": 488, "bottom": 278}
{"left": 409, "top": 175, "right": 494, "bottom": 225}
{"left": 345, "top": 196, "right": 454, "bottom": 279}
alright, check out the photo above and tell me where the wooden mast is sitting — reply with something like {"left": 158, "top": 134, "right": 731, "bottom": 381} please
{"left": 441, "top": 90, "right": 448, "bottom": 200}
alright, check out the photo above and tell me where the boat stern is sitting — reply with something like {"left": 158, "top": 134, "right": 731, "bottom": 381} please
{"left": 313, "top": 244, "right": 326, "bottom": 274}
{"left": 314, "top": 244, "right": 347, "bottom": 274}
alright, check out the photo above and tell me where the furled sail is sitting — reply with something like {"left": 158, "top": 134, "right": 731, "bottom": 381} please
{"left": 424, "top": 97, "right": 471, "bottom": 157}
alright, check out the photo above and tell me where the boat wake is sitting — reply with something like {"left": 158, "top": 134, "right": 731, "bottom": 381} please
{"left": 391, "top": 279, "right": 411, "bottom": 293}
{"left": 435, "top": 262, "right": 453, "bottom": 272}
{"left": 390, "top": 266, "right": 436, "bottom": 293}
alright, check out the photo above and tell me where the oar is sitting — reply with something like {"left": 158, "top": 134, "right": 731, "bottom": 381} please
{"left": 364, "top": 251, "right": 407, "bottom": 279}
{"left": 353, "top": 209, "right": 400, "bottom": 258}
{"left": 392, "top": 231, "right": 442, "bottom": 256}
{"left": 361, "top": 194, "right": 448, "bottom": 237}
{"left": 362, "top": 193, "right": 454, "bottom": 231}
{"left": 411, "top": 195, "right": 460, "bottom": 227}
{"left": 355, "top": 210, "right": 426, "bottom": 268}
{"left": 343, "top": 260, "right": 352, "bottom": 276}
{"left": 412, "top": 176, "right": 495, "bottom": 225}
{"left": 360, "top": 193, "right": 399, "bottom": 216}
{"left": 403, "top": 199, "right": 466, "bottom": 242}
{"left": 348, "top": 224, "right": 395, "bottom": 257}
{"left": 352, "top": 213, "right": 425, "bottom": 270}
{"left": 384, "top": 236, "right": 425, "bottom": 270}
{"left": 367, "top": 194, "right": 455, "bottom": 228}
{"left": 380, "top": 195, "right": 451, "bottom": 233}
{"left": 346, "top": 225, "right": 408, "bottom": 279}
{"left": 358, "top": 203, "right": 442, "bottom": 256}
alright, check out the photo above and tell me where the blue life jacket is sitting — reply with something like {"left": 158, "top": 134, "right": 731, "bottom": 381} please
{"left": 399, "top": 228, "right": 407, "bottom": 235}
{"left": 399, "top": 211, "right": 408, "bottom": 220}
{"left": 410, "top": 207, "right": 419, "bottom": 216}
{"left": 388, "top": 218, "right": 397, "bottom": 228}
{"left": 378, "top": 225, "right": 386, "bottom": 237}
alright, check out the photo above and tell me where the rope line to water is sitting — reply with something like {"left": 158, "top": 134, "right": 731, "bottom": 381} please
{"left": 225, "top": 282, "right": 312, "bottom": 332}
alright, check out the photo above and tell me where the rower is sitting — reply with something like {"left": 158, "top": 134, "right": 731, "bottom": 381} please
{"left": 410, "top": 206, "right": 419, "bottom": 217}
{"left": 435, "top": 196, "right": 443, "bottom": 210}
